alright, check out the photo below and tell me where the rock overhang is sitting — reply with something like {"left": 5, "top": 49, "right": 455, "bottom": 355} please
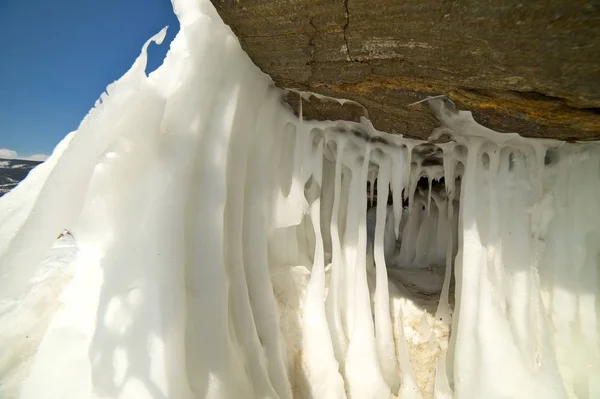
{"left": 211, "top": 0, "right": 600, "bottom": 141}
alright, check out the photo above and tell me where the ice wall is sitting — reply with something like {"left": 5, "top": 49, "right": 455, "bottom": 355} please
{"left": 0, "top": 0, "right": 598, "bottom": 398}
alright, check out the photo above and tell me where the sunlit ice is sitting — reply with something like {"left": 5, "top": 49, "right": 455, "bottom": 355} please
{"left": 0, "top": 0, "right": 598, "bottom": 398}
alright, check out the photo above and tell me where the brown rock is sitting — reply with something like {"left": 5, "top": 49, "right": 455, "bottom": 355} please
{"left": 212, "top": 0, "right": 600, "bottom": 140}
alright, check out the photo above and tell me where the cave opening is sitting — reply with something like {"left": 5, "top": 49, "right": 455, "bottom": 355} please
{"left": 288, "top": 127, "right": 466, "bottom": 395}
{"left": 366, "top": 170, "right": 458, "bottom": 319}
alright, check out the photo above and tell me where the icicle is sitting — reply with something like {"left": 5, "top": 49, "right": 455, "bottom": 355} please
{"left": 174, "top": 32, "right": 256, "bottom": 397}
{"left": 272, "top": 122, "right": 308, "bottom": 228}
{"left": 372, "top": 156, "right": 401, "bottom": 391}
{"left": 325, "top": 136, "right": 349, "bottom": 365}
{"left": 222, "top": 71, "right": 279, "bottom": 398}
{"left": 301, "top": 137, "right": 347, "bottom": 398}
{"left": 427, "top": 176, "right": 433, "bottom": 215}
{"left": 414, "top": 196, "right": 436, "bottom": 266}
{"left": 344, "top": 144, "right": 391, "bottom": 399}
{"left": 319, "top": 149, "right": 336, "bottom": 263}
{"left": 397, "top": 197, "right": 424, "bottom": 267}
{"left": 435, "top": 193, "right": 454, "bottom": 325}
{"left": 408, "top": 166, "right": 422, "bottom": 215}
{"left": 431, "top": 191, "right": 449, "bottom": 264}
{"left": 243, "top": 94, "right": 293, "bottom": 399}
{"left": 436, "top": 143, "right": 459, "bottom": 327}
{"left": 391, "top": 147, "right": 406, "bottom": 239}
{"left": 452, "top": 139, "right": 483, "bottom": 399}
{"left": 404, "top": 143, "right": 415, "bottom": 198}
{"left": 341, "top": 160, "right": 363, "bottom": 338}
{"left": 441, "top": 144, "right": 456, "bottom": 197}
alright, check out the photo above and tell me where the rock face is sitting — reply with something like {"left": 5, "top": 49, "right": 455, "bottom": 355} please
{"left": 212, "top": 0, "right": 599, "bottom": 140}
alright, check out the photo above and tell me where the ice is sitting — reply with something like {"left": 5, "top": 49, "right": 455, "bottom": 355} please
{"left": 0, "top": 0, "right": 599, "bottom": 398}
{"left": 0, "top": 234, "right": 77, "bottom": 397}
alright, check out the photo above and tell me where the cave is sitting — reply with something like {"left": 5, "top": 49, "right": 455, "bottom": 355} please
{"left": 271, "top": 122, "right": 465, "bottom": 396}
{"left": 0, "top": 2, "right": 598, "bottom": 399}
{"left": 366, "top": 163, "right": 457, "bottom": 312}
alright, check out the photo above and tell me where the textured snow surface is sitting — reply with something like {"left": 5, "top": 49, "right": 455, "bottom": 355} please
{"left": 0, "top": 0, "right": 599, "bottom": 398}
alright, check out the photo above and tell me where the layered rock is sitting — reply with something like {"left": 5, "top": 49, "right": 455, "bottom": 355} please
{"left": 212, "top": 0, "right": 600, "bottom": 140}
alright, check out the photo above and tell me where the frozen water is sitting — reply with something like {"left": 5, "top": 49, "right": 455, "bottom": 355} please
{"left": 0, "top": 0, "right": 598, "bottom": 398}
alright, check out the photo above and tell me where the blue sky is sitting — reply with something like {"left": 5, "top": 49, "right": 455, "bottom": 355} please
{"left": 0, "top": 0, "right": 179, "bottom": 159}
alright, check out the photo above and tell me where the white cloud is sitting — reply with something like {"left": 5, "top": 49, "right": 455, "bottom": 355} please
{"left": 0, "top": 148, "right": 49, "bottom": 162}
{"left": 0, "top": 149, "right": 18, "bottom": 159}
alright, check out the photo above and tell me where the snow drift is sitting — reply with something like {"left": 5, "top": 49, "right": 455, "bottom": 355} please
{"left": 0, "top": 0, "right": 598, "bottom": 398}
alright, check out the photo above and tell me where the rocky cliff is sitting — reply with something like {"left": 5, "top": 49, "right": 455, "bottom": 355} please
{"left": 212, "top": 0, "right": 599, "bottom": 140}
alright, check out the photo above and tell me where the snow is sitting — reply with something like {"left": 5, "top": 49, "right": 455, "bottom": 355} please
{"left": 0, "top": 0, "right": 599, "bottom": 398}
{"left": 0, "top": 235, "right": 77, "bottom": 398}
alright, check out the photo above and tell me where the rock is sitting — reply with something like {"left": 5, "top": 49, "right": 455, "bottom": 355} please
{"left": 211, "top": 0, "right": 600, "bottom": 140}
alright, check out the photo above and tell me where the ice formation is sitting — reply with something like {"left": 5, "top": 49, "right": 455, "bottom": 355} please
{"left": 0, "top": 0, "right": 599, "bottom": 398}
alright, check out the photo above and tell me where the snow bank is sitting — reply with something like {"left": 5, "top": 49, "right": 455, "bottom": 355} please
{"left": 0, "top": 0, "right": 598, "bottom": 398}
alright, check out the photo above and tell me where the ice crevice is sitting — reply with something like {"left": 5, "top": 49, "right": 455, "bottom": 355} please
{"left": 0, "top": 1, "right": 599, "bottom": 398}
